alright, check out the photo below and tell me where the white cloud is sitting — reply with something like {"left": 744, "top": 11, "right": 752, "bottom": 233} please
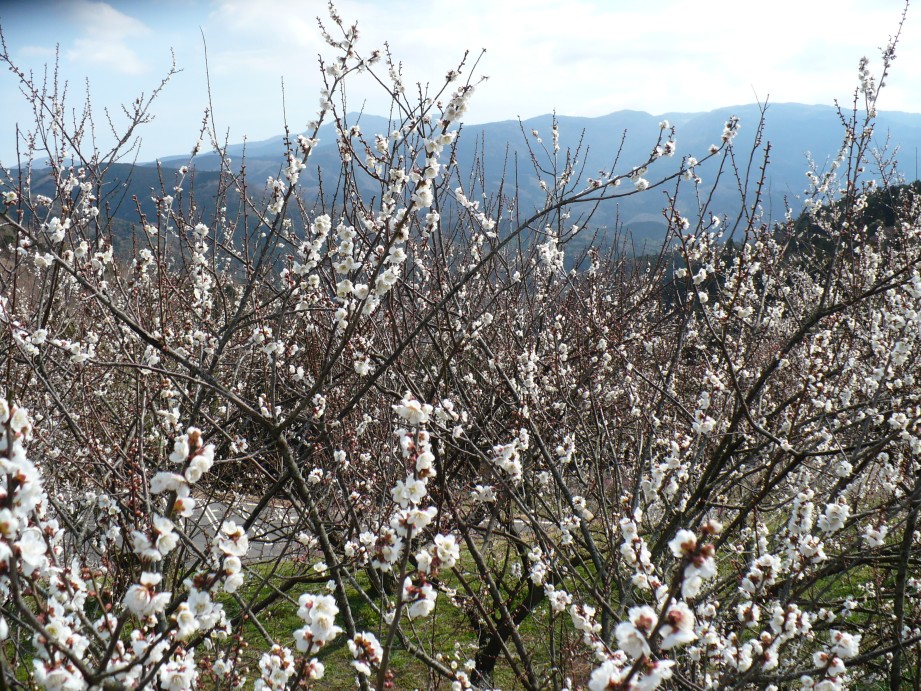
{"left": 5, "top": 0, "right": 919, "bottom": 162}
{"left": 68, "top": 38, "right": 148, "bottom": 75}
{"left": 18, "top": 45, "right": 57, "bottom": 60}
{"left": 63, "top": 1, "right": 151, "bottom": 75}
{"left": 199, "top": 0, "right": 920, "bottom": 123}
{"left": 66, "top": 0, "right": 149, "bottom": 36}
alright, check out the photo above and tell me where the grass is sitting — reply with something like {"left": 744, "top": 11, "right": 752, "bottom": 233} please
{"left": 221, "top": 560, "right": 482, "bottom": 689}
{"left": 219, "top": 548, "right": 577, "bottom": 690}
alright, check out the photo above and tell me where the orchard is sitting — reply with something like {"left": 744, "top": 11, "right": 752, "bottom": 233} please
{"left": 1, "top": 5, "right": 920, "bottom": 690}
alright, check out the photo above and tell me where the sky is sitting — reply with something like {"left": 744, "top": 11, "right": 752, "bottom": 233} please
{"left": 0, "top": 0, "right": 918, "bottom": 164}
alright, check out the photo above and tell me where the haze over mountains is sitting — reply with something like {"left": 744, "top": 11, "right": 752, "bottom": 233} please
{"left": 23, "top": 103, "right": 921, "bottom": 249}
{"left": 152, "top": 102, "right": 921, "bottom": 241}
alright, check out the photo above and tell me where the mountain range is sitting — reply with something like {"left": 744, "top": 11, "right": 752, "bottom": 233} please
{"left": 24, "top": 103, "right": 921, "bottom": 249}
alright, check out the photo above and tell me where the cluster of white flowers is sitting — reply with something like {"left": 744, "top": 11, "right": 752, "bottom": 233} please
{"left": 265, "top": 176, "right": 287, "bottom": 216}
{"left": 440, "top": 84, "right": 475, "bottom": 128}
{"left": 187, "top": 223, "right": 214, "bottom": 316}
{"left": 416, "top": 532, "right": 460, "bottom": 574}
{"left": 294, "top": 592, "right": 342, "bottom": 654}
{"left": 251, "top": 324, "right": 285, "bottom": 359}
{"left": 489, "top": 429, "right": 528, "bottom": 483}
{"left": 454, "top": 184, "right": 496, "bottom": 235}
{"left": 641, "top": 437, "right": 692, "bottom": 504}
{"left": 349, "top": 631, "right": 384, "bottom": 677}
{"left": 402, "top": 576, "right": 437, "bottom": 619}
{"left": 254, "top": 645, "right": 297, "bottom": 690}
{"left": 0, "top": 403, "right": 249, "bottom": 687}
{"left": 393, "top": 393, "right": 432, "bottom": 427}
{"left": 630, "top": 166, "right": 650, "bottom": 191}
{"left": 620, "top": 515, "right": 657, "bottom": 590}
{"left": 44, "top": 216, "right": 71, "bottom": 244}
{"left": 150, "top": 427, "right": 213, "bottom": 517}
{"left": 538, "top": 233, "right": 566, "bottom": 273}
{"left": 291, "top": 213, "right": 331, "bottom": 283}
{"left": 587, "top": 655, "right": 674, "bottom": 691}
{"left": 668, "top": 527, "right": 718, "bottom": 598}
{"left": 858, "top": 55, "right": 878, "bottom": 100}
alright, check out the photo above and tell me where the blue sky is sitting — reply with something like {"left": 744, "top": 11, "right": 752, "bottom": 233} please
{"left": 0, "top": 0, "right": 918, "bottom": 163}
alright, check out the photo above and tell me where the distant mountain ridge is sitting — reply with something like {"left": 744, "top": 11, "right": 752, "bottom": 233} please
{"left": 131, "top": 102, "right": 921, "bottom": 245}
